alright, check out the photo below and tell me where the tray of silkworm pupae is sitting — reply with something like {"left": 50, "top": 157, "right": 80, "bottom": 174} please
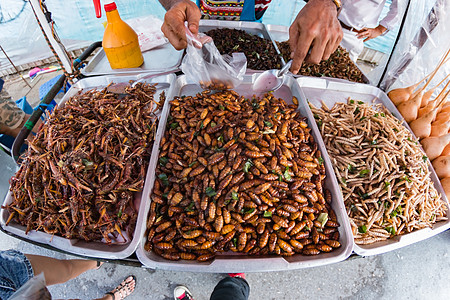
{"left": 299, "top": 76, "right": 449, "bottom": 257}
{"left": 0, "top": 73, "right": 175, "bottom": 259}
{"left": 135, "top": 74, "right": 353, "bottom": 272}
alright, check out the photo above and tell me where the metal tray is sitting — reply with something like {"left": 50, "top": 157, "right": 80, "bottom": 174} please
{"left": 0, "top": 73, "right": 176, "bottom": 259}
{"left": 265, "top": 24, "right": 370, "bottom": 84}
{"left": 81, "top": 43, "right": 183, "bottom": 76}
{"left": 135, "top": 74, "right": 354, "bottom": 272}
{"left": 199, "top": 20, "right": 283, "bottom": 71}
{"left": 297, "top": 76, "right": 450, "bottom": 256}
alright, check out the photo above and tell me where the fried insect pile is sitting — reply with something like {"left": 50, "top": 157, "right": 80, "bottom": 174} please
{"left": 277, "top": 43, "right": 366, "bottom": 83}
{"left": 6, "top": 82, "right": 163, "bottom": 243}
{"left": 145, "top": 90, "right": 341, "bottom": 261}
{"left": 206, "top": 28, "right": 282, "bottom": 70}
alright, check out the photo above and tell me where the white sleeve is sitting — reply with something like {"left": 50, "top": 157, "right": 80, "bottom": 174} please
{"left": 379, "top": 0, "right": 400, "bottom": 31}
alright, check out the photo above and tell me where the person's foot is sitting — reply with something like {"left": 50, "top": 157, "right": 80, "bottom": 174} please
{"left": 228, "top": 273, "right": 246, "bottom": 279}
{"left": 174, "top": 285, "right": 195, "bottom": 300}
{"left": 105, "top": 275, "right": 136, "bottom": 300}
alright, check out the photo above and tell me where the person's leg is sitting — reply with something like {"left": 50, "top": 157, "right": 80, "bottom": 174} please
{"left": 95, "top": 275, "right": 136, "bottom": 300}
{"left": 24, "top": 254, "right": 98, "bottom": 286}
{"left": 210, "top": 275, "right": 250, "bottom": 300}
{"left": 339, "top": 29, "right": 364, "bottom": 62}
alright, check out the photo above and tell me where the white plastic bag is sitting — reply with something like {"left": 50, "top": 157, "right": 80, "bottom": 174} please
{"left": 181, "top": 27, "right": 247, "bottom": 90}
{"left": 126, "top": 15, "right": 168, "bottom": 52}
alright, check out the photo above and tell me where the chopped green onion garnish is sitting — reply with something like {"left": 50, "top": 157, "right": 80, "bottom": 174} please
{"left": 158, "top": 173, "right": 169, "bottom": 186}
{"left": 358, "top": 225, "right": 367, "bottom": 233}
{"left": 185, "top": 202, "right": 195, "bottom": 212}
{"left": 264, "top": 121, "right": 273, "bottom": 128}
{"left": 243, "top": 159, "right": 253, "bottom": 173}
{"left": 205, "top": 187, "right": 216, "bottom": 197}
{"left": 317, "top": 213, "right": 328, "bottom": 228}
{"left": 283, "top": 167, "right": 292, "bottom": 181}
{"left": 359, "top": 169, "right": 370, "bottom": 177}
{"left": 263, "top": 211, "right": 272, "bottom": 217}
{"left": 231, "top": 191, "right": 239, "bottom": 200}
{"left": 318, "top": 157, "right": 324, "bottom": 165}
{"left": 244, "top": 208, "right": 255, "bottom": 214}
{"left": 385, "top": 227, "right": 396, "bottom": 235}
{"left": 159, "top": 157, "right": 168, "bottom": 166}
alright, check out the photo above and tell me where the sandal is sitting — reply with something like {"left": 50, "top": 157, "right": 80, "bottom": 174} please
{"left": 105, "top": 275, "right": 136, "bottom": 300}
{"left": 96, "top": 260, "right": 104, "bottom": 269}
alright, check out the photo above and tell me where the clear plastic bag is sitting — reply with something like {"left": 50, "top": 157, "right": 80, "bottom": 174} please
{"left": 9, "top": 273, "right": 52, "bottom": 300}
{"left": 181, "top": 27, "right": 247, "bottom": 90}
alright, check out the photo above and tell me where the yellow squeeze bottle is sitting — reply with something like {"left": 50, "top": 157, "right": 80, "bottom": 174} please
{"left": 94, "top": 0, "right": 143, "bottom": 69}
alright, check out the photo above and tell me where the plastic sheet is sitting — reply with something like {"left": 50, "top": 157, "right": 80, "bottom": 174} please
{"left": 380, "top": 0, "right": 450, "bottom": 93}
{"left": 181, "top": 28, "right": 247, "bottom": 90}
{"left": 9, "top": 273, "right": 51, "bottom": 300}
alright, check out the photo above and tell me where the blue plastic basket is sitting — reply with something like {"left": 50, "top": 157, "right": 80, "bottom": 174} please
{"left": 39, "top": 74, "right": 71, "bottom": 101}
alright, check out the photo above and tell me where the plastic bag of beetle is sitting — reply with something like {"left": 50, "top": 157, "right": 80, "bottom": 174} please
{"left": 181, "top": 26, "right": 247, "bottom": 90}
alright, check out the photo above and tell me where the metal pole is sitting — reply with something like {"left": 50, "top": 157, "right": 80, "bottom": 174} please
{"left": 0, "top": 45, "right": 32, "bottom": 89}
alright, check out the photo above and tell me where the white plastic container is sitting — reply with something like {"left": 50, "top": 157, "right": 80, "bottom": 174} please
{"left": 135, "top": 74, "right": 354, "bottom": 272}
{"left": 297, "top": 76, "right": 450, "bottom": 256}
{"left": 0, "top": 73, "right": 176, "bottom": 259}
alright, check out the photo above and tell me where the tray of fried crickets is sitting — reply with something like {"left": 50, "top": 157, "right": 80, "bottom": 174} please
{"left": 135, "top": 74, "right": 354, "bottom": 272}
{"left": 297, "top": 76, "right": 449, "bottom": 256}
{"left": 0, "top": 73, "right": 176, "bottom": 259}
{"left": 197, "top": 20, "right": 284, "bottom": 72}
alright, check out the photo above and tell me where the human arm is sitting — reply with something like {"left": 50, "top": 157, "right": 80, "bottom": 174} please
{"left": 289, "top": 0, "right": 342, "bottom": 74}
{"left": 158, "top": 0, "right": 201, "bottom": 50}
{"left": 0, "top": 97, "right": 26, "bottom": 137}
{"left": 356, "top": 0, "right": 399, "bottom": 42}
{"left": 356, "top": 25, "right": 387, "bottom": 42}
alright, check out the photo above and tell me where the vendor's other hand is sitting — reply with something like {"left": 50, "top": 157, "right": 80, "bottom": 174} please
{"left": 289, "top": 0, "right": 342, "bottom": 74}
{"left": 161, "top": 0, "right": 201, "bottom": 50}
{"left": 357, "top": 25, "right": 386, "bottom": 42}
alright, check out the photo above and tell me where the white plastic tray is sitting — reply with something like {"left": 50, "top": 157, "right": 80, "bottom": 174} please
{"left": 81, "top": 44, "right": 183, "bottom": 77}
{"left": 0, "top": 73, "right": 176, "bottom": 259}
{"left": 135, "top": 74, "right": 354, "bottom": 272}
{"left": 297, "top": 76, "right": 450, "bottom": 256}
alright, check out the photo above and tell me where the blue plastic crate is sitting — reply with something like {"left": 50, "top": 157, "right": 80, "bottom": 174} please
{"left": 38, "top": 74, "right": 71, "bottom": 101}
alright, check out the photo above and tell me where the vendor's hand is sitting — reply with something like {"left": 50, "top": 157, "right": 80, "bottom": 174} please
{"left": 289, "top": 0, "right": 342, "bottom": 74}
{"left": 161, "top": 0, "right": 201, "bottom": 50}
{"left": 356, "top": 25, "right": 387, "bottom": 42}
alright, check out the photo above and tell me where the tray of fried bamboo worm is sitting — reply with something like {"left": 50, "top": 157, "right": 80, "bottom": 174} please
{"left": 0, "top": 73, "right": 176, "bottom": 259}
{"left": 135, "top": 74, "right": 353, "bottom": 272}
{"left": 298, "top": 76, "right": 449, "bottom": 256}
